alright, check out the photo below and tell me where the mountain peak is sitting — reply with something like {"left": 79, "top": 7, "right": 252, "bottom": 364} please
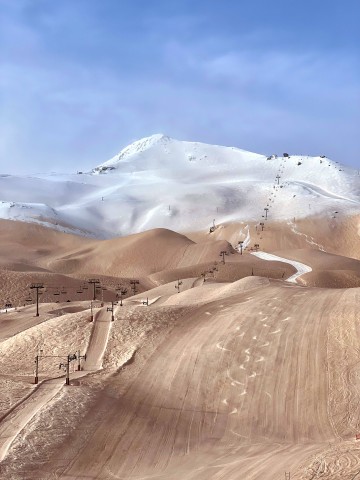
{"left": 93, "top": 134, "right": 173, "bottom": 173}
{"left": 125, "top": 133, "right": 172, "bottom": 148}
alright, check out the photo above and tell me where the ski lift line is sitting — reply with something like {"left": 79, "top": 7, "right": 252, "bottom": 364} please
{"left": 35, "top": 354, "right": 76, "bottom": 359}
{"left": 35, "top": 285, "right": 84, "bottom": 291}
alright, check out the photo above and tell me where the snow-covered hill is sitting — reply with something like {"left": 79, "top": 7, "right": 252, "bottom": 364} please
{"left": 0, "top": 134, "right": 359, "bottom": 238}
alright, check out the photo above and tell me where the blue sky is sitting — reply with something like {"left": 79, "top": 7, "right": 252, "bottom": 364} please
{"left": 1, "top": 0, "right": 359, "bottom": 173}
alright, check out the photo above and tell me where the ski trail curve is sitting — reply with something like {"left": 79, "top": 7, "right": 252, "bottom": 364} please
{"left": 251, "top": 251, "right": 312, "bottom": 283}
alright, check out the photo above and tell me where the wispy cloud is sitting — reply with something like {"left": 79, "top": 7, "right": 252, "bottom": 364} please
{"left": 0, "top": 1, "right": 359, "bottom": 173}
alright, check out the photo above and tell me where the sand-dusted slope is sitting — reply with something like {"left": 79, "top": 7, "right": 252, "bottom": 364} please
{"left": 47, "top": 228, "right": 194, "bottom": 276}
{"left": 48, "top": 228, "right": 235, "bottom": 277}
{"left": 0, "top": 301, "right": 88, "bottom": 342}
{"left": 149, "top": 256, "right": 296, "bottom": 286}
{"left": 271, "top": 249, "right": 360, "bottom": 288}
{"left": 16, "top": 283, "right": 356, "bottom": 480}
{"left": 128, "top": 277, "right": 198, "bottom": 304}
{"left": 128, "top": 276, "right": 270, "bottom": 307}
{"left": 0, "top": 221, "right": 295, "bottom": 309}
{"left": 0, "top": 219, "right": 232, "bottom": 277}
{"left": 2, "top": 217, "right": 359, "bottom": 291}
{"left": 0, "top": 219, "right": 96, "bottom": 270}
{"left": 3, "top": 216, "right": 359, "bottom": 312}
{"left": 283, "top": 214, "right": 360, "bottom": 260}
{"left": 161, "top": 276, "right": 270, "bottom": 306}
{"left": 303, "top": 270, "right": 360, "bottom": 288}
{"left": 1, "top": 248, "right": 360, "bottom": 478}
{"left": 187, "top": 214, "right": 360, "bottom": 260}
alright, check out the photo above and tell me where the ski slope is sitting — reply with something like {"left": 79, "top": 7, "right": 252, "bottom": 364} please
{"left": 0, "top": 135, "right": 359, "bottom": 238}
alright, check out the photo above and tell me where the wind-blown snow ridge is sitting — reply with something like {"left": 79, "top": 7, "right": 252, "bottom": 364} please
{"left": 93, "top": 133, "right": 263, "bottom": 174}
{"left": 0, "top": 135, "right": 359, "bottom": 238}
{"left": 93, "top": 134, "right": 170, "bottom": 173}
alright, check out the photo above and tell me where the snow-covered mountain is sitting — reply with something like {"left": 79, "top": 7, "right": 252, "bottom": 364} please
{"left": 0, "top": 134, "right": 359, "bottom": 238}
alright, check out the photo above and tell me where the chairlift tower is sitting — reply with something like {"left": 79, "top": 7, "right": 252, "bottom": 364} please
{"left": 89, "top": 300, "right": 94, "bottom": 322}
{"left": 59, "top": 353, "right": 78, "bottom": 385}
{"left": 276, "top": 174, "right": 281, "bottom": 185}
{"left": 116, "top": 286, "right": 128, "bottom": 306}
{"left": 219, "top": 250, "right": 229, "bottom": 264}
{"left": 175, "top": 279, "right": 183, "bottom": 293}
{"left": 30, "top": 283, "right": 44, "bottom": 317}
{"left": 130, "top": 279, "right": 140, "bottom": 295}
{"left": 264, "top": 207, "right": 269, "bottom": 220}
{"left": 88, "top": 278, "right": 100, "bottom": 300}
{"left": 107, "top": 301, "right": 117, "bottom": 321}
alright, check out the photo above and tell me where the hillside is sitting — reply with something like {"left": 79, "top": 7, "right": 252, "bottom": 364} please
{"left": 1, "top": 135, "right": 360, "bottom": 479}
{"left": 0, "top": 134, "right": 359, "bottom": 238}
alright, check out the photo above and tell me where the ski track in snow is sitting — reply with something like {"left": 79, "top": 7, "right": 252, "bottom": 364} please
{"left": 287, "top": 220, "right": 326, "bottom": 251}
{"left": 292, "top": 180, "right": 360, "bottom": 205}
{"left": 216, "top": 343, "right": 231, "bottom": 352}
